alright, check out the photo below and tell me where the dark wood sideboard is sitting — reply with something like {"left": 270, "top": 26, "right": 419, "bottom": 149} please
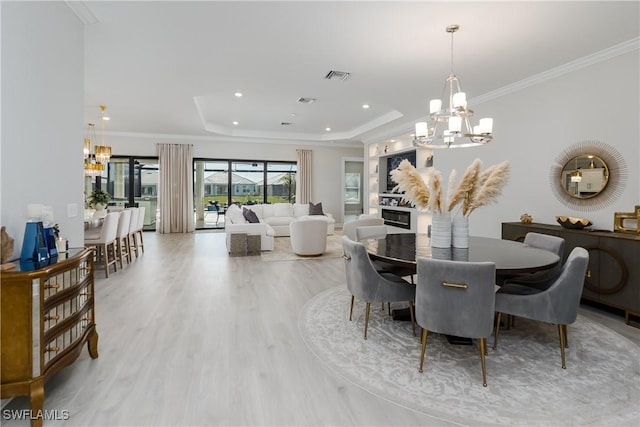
{"left": 502, "top": 222, "right": 640, "bottom": 326}
{"left": 1, "top": 248, "right": 98, "bottom": 427}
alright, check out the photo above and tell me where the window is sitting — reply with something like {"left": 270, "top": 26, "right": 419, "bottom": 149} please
{"left": 345, "top": 172, "right": 361, "bottom": 204}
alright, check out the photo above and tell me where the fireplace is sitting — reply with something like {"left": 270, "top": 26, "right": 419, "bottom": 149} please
{"left": 381, "top": 209, "right": 411, "bottom": 230}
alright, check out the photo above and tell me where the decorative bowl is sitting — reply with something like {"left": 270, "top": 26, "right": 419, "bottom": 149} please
{"left": 556, "top": 216, "right": 592, "bottom": 229}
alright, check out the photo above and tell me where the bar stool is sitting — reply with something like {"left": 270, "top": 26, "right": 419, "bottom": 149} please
{"left": 84, "top": 212, "right": 119, "bottom": 278}
{"left": 126, "top": 208, "right": 140, "bottom": 259}
{"left": 135, "top": 206, "right": 146, "bottom": 254}
{"left": 115, "top": 209, "right": 132, "bottom": 268}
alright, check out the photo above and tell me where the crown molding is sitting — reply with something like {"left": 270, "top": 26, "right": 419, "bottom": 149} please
{"left": 101, "top": 131, "right": 363, "bottom": 148}
{"left": 471, "top": 37, "right": 640, "bottom": 105}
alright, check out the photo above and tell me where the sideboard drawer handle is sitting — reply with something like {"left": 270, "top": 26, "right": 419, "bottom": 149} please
{"left": 45, "top": 346, "right": 60, "bottom": 353}
{"left": 586, "top": 270, "right": 592, "bottom": 278}
{"left": 45, "top": 315, "right": 60, "bottom": 321}
{"left": 45, "top": 284, "right": 60, "bottom": 290}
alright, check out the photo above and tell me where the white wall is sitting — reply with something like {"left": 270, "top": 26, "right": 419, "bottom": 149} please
{"left": 1, "top": 2, "right": 85, "bottom": 259}
{"left": 104, "top": 134, "right": 362, "bottom": 225}
{"left": 428, "top": 49, "right": 639, "bottom": 238}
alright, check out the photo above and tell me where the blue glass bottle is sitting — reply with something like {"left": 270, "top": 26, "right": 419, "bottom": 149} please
{"left": 20, "top": 221, "right": 49, "bottom": 270}
{"left": 43, "top": 226, "right": 58, "bottom": 261}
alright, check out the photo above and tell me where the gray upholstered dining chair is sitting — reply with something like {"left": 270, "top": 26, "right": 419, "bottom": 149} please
{"left": 341, "top": 236, "right": 416, "bottom": 339}
{"left": 504, "top": 232, "right": 565, "bottom": 289}
{"left": 415, "top": 257, "right": 496, "bottom": 387}
{"left": 355, "top": 224, "right": 416, "bottom": 314}
{"left": 342, "top": 217, "right": 385, "bottom": 241}
{"left": 493, "top": 246, "right": 589, "bottom": 369}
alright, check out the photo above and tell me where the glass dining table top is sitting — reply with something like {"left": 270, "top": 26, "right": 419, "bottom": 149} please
{"left": 364, "top": 233, "right": 560, "bottom": 275}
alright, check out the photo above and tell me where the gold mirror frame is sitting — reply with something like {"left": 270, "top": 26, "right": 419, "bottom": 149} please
{"left": 560, "top": 154, "right": 610, "bottom": 199}
{"left": 550, "top": 140, "right": 627, "bottom": 211}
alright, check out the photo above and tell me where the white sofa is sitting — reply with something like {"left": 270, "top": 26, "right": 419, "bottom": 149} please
{"left": 225, "top": 203, "right": 335, "bottom": 252}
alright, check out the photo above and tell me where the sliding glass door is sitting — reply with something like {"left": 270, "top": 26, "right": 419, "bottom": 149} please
{"left": 88, "top": 156, "right": 158, "bottom": 231}
{"left": 193, "top": 159, "right": 297, "bottom": 230}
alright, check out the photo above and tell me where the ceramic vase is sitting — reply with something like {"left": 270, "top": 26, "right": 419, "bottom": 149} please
{"left": 430, "top": 212, "right": 452, "bottom": 248}
{"left": 93, "top": 203, "right": 107, "bottom": 219}
{"left": 452, "top": 215, "right": 470, "bottom": 248}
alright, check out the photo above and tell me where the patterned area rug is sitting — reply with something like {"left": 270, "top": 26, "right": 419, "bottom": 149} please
{"left": 261, "top": 232, "right": 344, "bottom": 262}
{"left": 298, "top": 286, "right": 640, "bottom": 426}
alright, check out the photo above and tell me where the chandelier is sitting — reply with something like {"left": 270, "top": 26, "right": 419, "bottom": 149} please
{"left": 570, "top": 158, "right": 582, "bottom": 183}
{"left": 84, "top": 105, "right": 112, "bottom": 176}
{"left": 413, "top": 25, "right": 493, "bottom": 149}
{"left": 94, "top": 105, "right": 112, "bottom": 164}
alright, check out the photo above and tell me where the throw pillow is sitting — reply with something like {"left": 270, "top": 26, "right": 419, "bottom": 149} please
{"left": 309, "top": 202, "right": 325, "bottom": 216}
{"left": 226, "top": 204, "right": 246, "bottom": 224}
{"left": 243, "top": 207, "right": 260, "bottom": 223}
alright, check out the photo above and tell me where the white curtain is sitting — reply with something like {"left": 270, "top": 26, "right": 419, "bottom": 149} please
{"left": 297, "top": 149, "right": 312, "bottom": 204}
{"left": 157, "top": 143, "right": 194, "bottom": 233}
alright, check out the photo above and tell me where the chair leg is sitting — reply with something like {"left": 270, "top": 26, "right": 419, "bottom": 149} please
{"left": 137, "top": 230, "right": 144, "bottom": 253}
{"left": 418, "top": 329, "right": 429, "bottom": 373}
{"left": 102, "top": 243, "right": 110, "bottom": 278}
{"left": 479, "top": 337, "right": 488, "bottom": 387}
{"left": 116, "top": 240, "right": 124, "bottom": 269}
{"left": 387, "top": 302, "right": 391, "bottom": 315}
{"left": 558, "top": 324, "right": 567, "bottom": 369}
{"left": 381, "top": 302, "right": 384, "bottom": 311}
{"left": 364, "top": 302, "right": 371, "bottom": 340}
{"left": 493, "top": 312, "right": 502, "bottom": 350}
{"left": 563, "top": 324, "right": 569, "bottom": 348}
{"left": 349, "top": 295, "right": 355, "bottom": 321}
{"left": 408, "top": 300, "right": 416, "bottom": 337}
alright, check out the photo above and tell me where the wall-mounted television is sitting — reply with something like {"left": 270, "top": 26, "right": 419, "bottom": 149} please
{"left": 385, "top": 150, "right": 416, "bottom": 192}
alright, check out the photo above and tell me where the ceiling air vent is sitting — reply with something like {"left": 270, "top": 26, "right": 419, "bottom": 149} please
{"left": 324, "top": 70, "right": 350, "bottom": 81}
{"left": 297, "top": 97, "right": 316, "bottom": 104}
{"left": 280, "top": 122, "right": 293, "bottom": 126}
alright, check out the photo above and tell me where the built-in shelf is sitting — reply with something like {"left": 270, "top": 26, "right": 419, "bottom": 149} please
{"left": 365, "top": 141, "right": 434, "bottom": 233}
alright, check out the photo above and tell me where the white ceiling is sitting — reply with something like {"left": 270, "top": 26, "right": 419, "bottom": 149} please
{"left": 78, "top": 1, "right": 639, "bottom": 147}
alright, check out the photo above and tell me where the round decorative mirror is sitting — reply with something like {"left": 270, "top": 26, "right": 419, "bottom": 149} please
{"left": 560, "top": 154, "right": 609, "bottom": 199}
{"left": 550, "top": 140, "right": 627, "bottom": 211}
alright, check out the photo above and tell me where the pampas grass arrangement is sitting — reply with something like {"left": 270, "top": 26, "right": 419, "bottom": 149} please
{"left": 390, "top": 158, "right": 510, "bottom": 217}
{"left": 390, "top": 159, "right": 431, "bottom": 210}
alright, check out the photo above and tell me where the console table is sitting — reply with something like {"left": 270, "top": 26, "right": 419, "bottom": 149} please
{"left": 502, "top": 222, "right": 640, "bottom": 326}
{"left": 1, "top": 248, "right": 99, "bottom": 427}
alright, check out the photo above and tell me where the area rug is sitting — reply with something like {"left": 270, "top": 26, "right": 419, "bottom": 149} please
{"left": 298, "top": 286, "right": 640, "bottom": 426}
{"left": 261, "top": 232, "right": 343, "bottom": 262}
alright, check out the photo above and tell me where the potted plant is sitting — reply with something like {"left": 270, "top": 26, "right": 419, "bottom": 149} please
{"left": 87, "top": 189, "right": 111, "bottom": 211}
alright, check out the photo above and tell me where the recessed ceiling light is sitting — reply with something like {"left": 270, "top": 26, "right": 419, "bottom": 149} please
{"left": 325, "top": 127, "right": 331, "bottom": 132}
{"left": 102, "top": 116, "right": 110, "bottom": 121}
{"left": 234, "top": 92, "right": 243, "bottom": 97}
{"left": 232, "top": 121, "right": 239, "bottom": 125}
{"left": 362, "top": 104, "right": 370, "bottom": 109}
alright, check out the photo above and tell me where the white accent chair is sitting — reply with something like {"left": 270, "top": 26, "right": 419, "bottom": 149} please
{"left": 290, "top": 218, "right": 328, "bottom": 256}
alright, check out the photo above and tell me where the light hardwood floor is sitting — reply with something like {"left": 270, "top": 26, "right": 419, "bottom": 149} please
{"left": 3, "top": 231, "right": 639, "bottom": 426}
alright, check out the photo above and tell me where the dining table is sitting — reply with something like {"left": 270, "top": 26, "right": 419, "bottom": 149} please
{"left": 364, "top": 233, "right": 560, "bottom": 278}
{"left": 363, "top": 233, "right": 561, "bottom": 336}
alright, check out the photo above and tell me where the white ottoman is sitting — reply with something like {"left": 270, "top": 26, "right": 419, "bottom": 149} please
{"left": 290, "top": 218, "right": 328, "bottom": 256}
